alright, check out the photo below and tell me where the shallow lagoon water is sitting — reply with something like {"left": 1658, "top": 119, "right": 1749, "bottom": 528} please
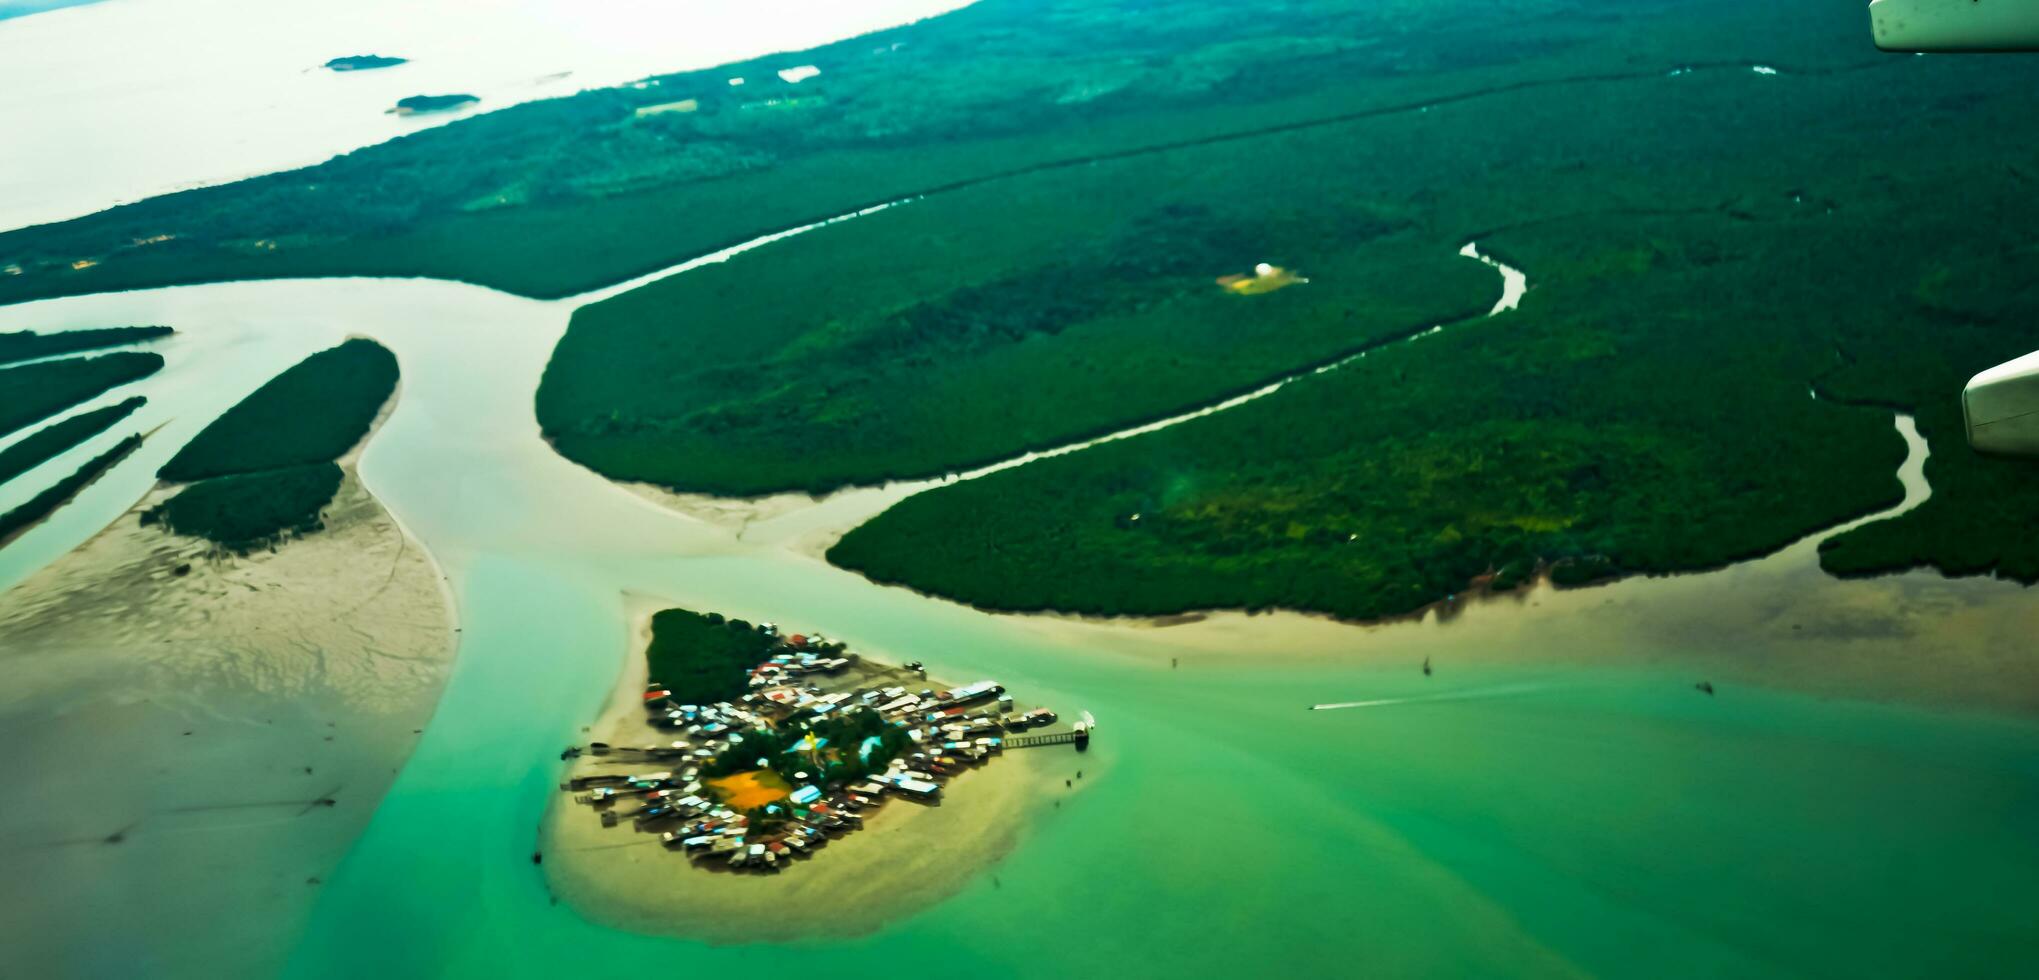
{"left": 2, "top": 233, "right": 2036, "bottom": 976}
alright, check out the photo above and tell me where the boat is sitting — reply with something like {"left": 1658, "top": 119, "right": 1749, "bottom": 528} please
{"left": 1010, "top": 708, "right": 1057, "bottom": 729}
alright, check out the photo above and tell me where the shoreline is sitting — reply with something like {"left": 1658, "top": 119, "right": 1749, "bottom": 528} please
{"left": 539, "top": 594, "right": 1083, "bottom": 944}
{"left": 612, "top": 400, "right": 2039, "bottom": 719}
{"left": 0, "top": 426, "right": 147, "bottom": 547}
{"left": 0, "top": 398, "right": 457, "bottom": 976}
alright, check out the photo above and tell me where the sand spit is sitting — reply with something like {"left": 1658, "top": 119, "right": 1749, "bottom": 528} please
{"left": 0, "top": 468, "right": 455, "bottom": 977}
{"left": 540, "top": 596, "right": 1078, "bottom": 944}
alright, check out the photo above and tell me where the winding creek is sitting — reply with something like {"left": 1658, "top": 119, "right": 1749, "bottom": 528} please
{"left": 3, "top": 204, "right": 2038, "bottom": 977}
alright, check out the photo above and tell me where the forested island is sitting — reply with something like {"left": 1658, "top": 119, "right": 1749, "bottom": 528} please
{"left": 1, "top": 350, "right": 161, "bottom": 438}
{"left": 326, "top": 55, "right": 407, "bottom": 72}
{"left": 0, "top": 395, "right": 143, "bottom": 488}
{"left": 0, "top": 0, "right": 2033, "bottom": 611}
{"left": 143, "top": 338, "right": 398, "bottom": 551}
{"left": 0, "top": 435, "right": 143, "bottom": 546}
{"left": 391, "top": 94, "right": 477, "bottom": 116}
{"left": 0, "top": 326, "right": 169, "bottom": 549}
{"left": 644, "top": 608, "right": 779, "bottom": 703}
{"left": 553, "top": 605, "right": 1074, "bottom": 885}
{"left": 0, "top": 324, "right": 170, "bottom": 365}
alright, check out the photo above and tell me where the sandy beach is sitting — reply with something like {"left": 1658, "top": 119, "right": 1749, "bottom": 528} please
{"left": 0, "top": 462, "right": 455, "bottom": 977}
{"left": 540, "top": 594, "right": 1085, "bottom": 944}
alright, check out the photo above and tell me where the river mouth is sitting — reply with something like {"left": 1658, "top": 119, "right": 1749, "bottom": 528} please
{"left": 2, "top": 233, "right": 2036, "bottom": 976}
{"left": 0, "top": 191, "right": 2022, "bottom": 977}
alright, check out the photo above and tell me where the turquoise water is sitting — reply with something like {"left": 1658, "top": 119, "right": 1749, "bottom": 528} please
{"left": 273, "top": 549, "right": 2039, "bottom": 979}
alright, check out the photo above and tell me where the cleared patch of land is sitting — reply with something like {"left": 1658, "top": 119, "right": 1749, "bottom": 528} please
{"left": 708, "top": 770, "right": 792, "bottom": 811}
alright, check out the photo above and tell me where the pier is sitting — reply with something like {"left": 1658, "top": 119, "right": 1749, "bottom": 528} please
{"left": 1005, "top": 730, "right": 1086, "bottom": 750}
{"left": 1007, "top": 713, "right": 1096, "bottom": 751}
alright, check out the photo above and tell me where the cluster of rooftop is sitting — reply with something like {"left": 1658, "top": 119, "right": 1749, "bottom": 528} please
{"left": 560, "top": 619, "right": 1087, "bottom": 874}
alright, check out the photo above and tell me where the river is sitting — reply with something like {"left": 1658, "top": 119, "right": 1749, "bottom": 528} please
{"left": 2, "top": 201, "right": 2037, "bottom": 975}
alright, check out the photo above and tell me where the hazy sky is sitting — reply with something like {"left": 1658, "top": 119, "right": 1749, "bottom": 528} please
{"left": 0, "top": 0, "right": 974, "bottom": 231}
{"left": 0, "top": 0, "right": 102, "bottom": 23}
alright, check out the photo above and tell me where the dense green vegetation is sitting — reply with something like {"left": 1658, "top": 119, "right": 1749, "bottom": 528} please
{"left": 395, "top": 94, "right": 476, "bottom": 114}
{"left": 644, "top": 608, "right": 777, "bottom": 704}
{"left": 0, "top": 351, "right": 162, "bottom": 438}
{"left": 828, "top": 9, "right": 2039, "bottom": 616}
{"left": 4, "top": 0, "right": 2033, "bottom": 607}
{"left": 326, "top": 55, "right": 406, "bottom": 71}
{"left": 702, "top": 706, "right": 910, "bottom": 788}
{"left": 0, "top": 434, "right": 143, "bottom": 545}
{"left": 541, "top": 167, "right": 1497, "bottom": 493}
{"left": 1816, "top": 308, "right": 2039, "bottom": 584}
{"left": 0, "top": 395, "right": 143, "bottom": 487}
{"left": 0, "top": 0, "right": 1843, "bottom": 305}
{"left": 145, "top": 339, "right": 398, "bottom": 551}
{"left": 0, "top": 325, "right": 171, "bottom": 365}
{"left": 140, "top": 463, "right": 342, "bottom": 551}
{"left": 157, "top": 338, "right": 396, "bottom": 481}
{"left": 1818, "top": 405, "right": 2039, "bottom": 585}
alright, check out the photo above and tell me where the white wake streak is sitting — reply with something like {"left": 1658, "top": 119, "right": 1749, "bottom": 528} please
{"left": 1310, "top": 682, "right": 1557, "bottom": 711}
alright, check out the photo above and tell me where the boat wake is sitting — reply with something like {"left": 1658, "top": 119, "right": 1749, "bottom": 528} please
{"left": 1309, "top": 682, "right": 1558, "bottom": 712}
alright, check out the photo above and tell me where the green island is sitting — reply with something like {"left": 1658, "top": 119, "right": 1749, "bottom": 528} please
{"left": 0, "top": 434, "right": 144, "bottom": 546}
{"left": 0, "top": 395, "right": 145, "bottom": 488}
{"left": 562, "top": 609, "right": 1073, "bottom": 871}
{"left": 0, "top": 351, "right": 162, "bottom": 438}
{"left": 143, "top": 338, "right": 397, "bottom": 551}
{"left": 157, "top": 337, "right": 396, "bottom": 481}
{"left": 142, "top": 463, "right": 344, "bottom": 551}
{"left": 0, "top": 325, "right": 171, "bottom": 366}
{"left": 644, "top": 608, "right": 782, "bottom": 704}
{"left": 392, "top": 94, "right": 478, "bottom": 115}
{"left": 325, "top": 55, "right": 407, "bottom": 72}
